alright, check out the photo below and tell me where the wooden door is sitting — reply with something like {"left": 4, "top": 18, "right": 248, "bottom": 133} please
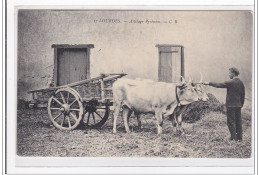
{"left": 158, "top": 46, "right": 184, "bottom": 82}
{"left": 57, "top": 48, "right": 88, "bottom": 86}
{"left": 159, "top": 50, "right": 172, "bottom": 82}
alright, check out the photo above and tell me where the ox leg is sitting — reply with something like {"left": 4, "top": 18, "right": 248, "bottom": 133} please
{"left": 171, "top": 113, "right": 178, "bottom": 134}
{"left": 113, "top": 103, "right": 121, "bottom": 134}
{"left": 155, "top": 111, "right": 163, "bottom": 135}
{"left": 177, "top": 114, "right": 185, "bottom": 135}
{"left": 123, "top": 106, "right": 132, "bottom": 133}
{"left": 136, "top": 114, "right": 142, "bottom": 131}
{"left": 175, "top": 114, "right": 180, "bottom": 134}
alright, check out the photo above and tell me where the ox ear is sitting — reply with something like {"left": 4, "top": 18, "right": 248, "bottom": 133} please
{"left": 177, "top": 76, "right": 186, "bottom": 87}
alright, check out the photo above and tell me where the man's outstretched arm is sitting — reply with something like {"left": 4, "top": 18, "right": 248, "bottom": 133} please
{"left": 209, "top": 82, "right": 227, "bottom": 88}
{"left": 204, "top": 81, "right": 231, "bottom": 88}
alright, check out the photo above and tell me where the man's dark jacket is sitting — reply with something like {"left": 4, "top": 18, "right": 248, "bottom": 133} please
{"left": 209, "top": 78, "right": 245, "bottom": 107}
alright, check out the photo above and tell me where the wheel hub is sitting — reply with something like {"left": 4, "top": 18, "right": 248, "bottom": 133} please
{"left": 85, "top": 106, "right": 97, "bottom": 113}
{"left": 85, "top": 100, "right": 99, "bottom": 113}
{"left": 60, "top": 104, "right": 70, "bottom": 114}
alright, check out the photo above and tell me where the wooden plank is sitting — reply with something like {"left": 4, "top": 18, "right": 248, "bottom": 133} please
{"left": 82, "top": 97, "right": 102, "bottom": 101}
{"left": 100, "top": 73, "right": 127, "bottom": 76}
{"left": 166, "top": 51, "right": 172, "bottom": 82}
{"left": 181, "top": 46, "right": 185, "bottom": 77}
{"left": 54, "top": 48, "right": 58, "bottom": 86}
{"left": 52, "top": 44, "right": 94, "bottom": 49}
{"left": 158, "top": 47, "right": 161, "bottom": 82}
{"left": 86, "top": 48, "right": 90, "bottom": 79}
{"left": 160, "top": 51, "right": 178, "bottom": 53}
{"left": 159, "top": 51, "right": 172, "bottom": 82}
{"left": 156, "top": 44, "right": 183, "bottom": 48}
{"left": 100, "top": 78, "right": 105, "bottom": 100}
{"left": 103, "top": 74, "right": 127, "bottom": 82}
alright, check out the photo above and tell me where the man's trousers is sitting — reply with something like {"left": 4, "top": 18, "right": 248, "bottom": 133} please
{"left": 226, "top": 107, "right": 242, "bottom": 140}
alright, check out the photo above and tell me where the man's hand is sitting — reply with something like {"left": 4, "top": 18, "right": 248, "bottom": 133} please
{"left": 203, "top": 81, "right": 210, "bottom": 85}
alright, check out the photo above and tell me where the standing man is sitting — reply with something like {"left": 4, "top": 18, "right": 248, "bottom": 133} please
{"left": 204, "top": 67, "right": 245, "bottom": 142}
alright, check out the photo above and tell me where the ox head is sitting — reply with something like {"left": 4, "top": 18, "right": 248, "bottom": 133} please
{"left": 191, "top": 73, "right": 209, "bottom": 102}
{"left": 176, "top": 76, "right": 200, "bottom": 105}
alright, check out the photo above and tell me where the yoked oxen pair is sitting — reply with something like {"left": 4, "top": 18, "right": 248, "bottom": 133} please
{"left": 112, "top": 77, "right": 204, "bottom": 135}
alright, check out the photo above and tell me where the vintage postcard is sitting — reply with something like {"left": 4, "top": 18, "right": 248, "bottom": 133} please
{"left": 5, "top": 1, "right": 256, "bottom": 174}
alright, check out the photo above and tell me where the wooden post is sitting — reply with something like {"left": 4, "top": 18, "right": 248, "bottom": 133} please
{"left": 32, "top": 92, "right": 38, "bottom": 101}
{"left": 100, "top": 78, "right": 105, "bottom": 102}
{"left": 86, "top": 48, "right": 91, "bottom": 79}
{"left": 53, "top": 48, "right": 58, "bottom": 86}
{"left": 181, "top": 46, "right": 185, "bottom": 78}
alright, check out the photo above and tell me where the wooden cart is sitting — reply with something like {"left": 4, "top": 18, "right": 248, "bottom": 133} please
{"left": 28, "top": 73, "right": 127, "bottom": 130}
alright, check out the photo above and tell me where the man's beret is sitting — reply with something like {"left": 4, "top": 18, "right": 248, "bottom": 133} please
{"left": 229, "top": 67, "right": 240, "bottom": 76}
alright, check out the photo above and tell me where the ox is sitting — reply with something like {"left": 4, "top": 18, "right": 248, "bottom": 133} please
{"left": 112, "top": 77, "right": 200, "bottom": 135}
{"left": 170, "top": 74, "right": 209, "bottom": 134}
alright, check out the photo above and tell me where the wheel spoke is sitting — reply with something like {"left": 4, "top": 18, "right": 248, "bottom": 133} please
{"left": 69, "top": 99, "right": 77, "bottom": 107}
{"left": 94, "top": 111, "right": 103, "bottom": 119}
{"left": 50, "top": 108, "right": 60, "bottom": 110}
{"left": 69, "top": 112, "right": 78, "bottom": 121}
{"left": 53, "top": 112, "right": 63, "bottom": 121}
{"left": 71, "top": 108, "right": 80, "bottom": 111}
{"left": 53, "top": 97, "right": 63, "bottom": 106}
{"left": 60, "top": 115, "right": 65, "bottom": 127}
{"left": 67, "top": 92, "right": 70, "bottom": 104}
{"left": 92, "top": 113, "right": 96, "bottom": 124}
{"left": 60, "top": 92, "right": 66, "bottom": 104}
{"left": 96, "top": 107, "right": 106, "bottom": 110}
{"left": 86, "top": 113, "right": 90, "bottom": 125}
{"left": 67, "top": 116, "right": 72, "bottom": 128}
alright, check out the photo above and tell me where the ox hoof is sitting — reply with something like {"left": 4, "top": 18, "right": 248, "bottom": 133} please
{"left": 125, "top": 130, "right": 131, "bottom": 134}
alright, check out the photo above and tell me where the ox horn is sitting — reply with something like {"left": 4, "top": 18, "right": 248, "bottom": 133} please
{"left": 180, "top": 75, "right": 186, "bottom": 84}
{"left": 199, "top": 72, "right": 203, "bottom": 83}
{"left": 188, "top": 76, "right": 193, "bottom": 83}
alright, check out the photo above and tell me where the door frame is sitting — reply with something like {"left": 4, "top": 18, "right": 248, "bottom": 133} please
{"left": 156, "top": 44, "right": 184, "bottom": 82}
{"left": 52, "top": 44, "right": 94, "bottom": 86}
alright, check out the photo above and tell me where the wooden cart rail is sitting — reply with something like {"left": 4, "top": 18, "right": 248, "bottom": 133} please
{"left": 28, "top": 73, "right": 127, "bottom": 93}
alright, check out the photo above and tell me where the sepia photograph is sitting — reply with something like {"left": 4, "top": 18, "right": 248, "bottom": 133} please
{"left": 16, "top": 9, "right": 253, "bottom": 160}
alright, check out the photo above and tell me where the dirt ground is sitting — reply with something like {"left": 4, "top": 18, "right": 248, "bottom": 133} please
{"left": 17, "top": 107, "right": 252, "bottom": 158}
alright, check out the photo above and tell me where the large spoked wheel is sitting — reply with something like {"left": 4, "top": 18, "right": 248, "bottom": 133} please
{"left": 48, "top": 87, "right": 83, "bottom": 130}
{"left": 82, "top": 100, "right": 110, "bottom": 129}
